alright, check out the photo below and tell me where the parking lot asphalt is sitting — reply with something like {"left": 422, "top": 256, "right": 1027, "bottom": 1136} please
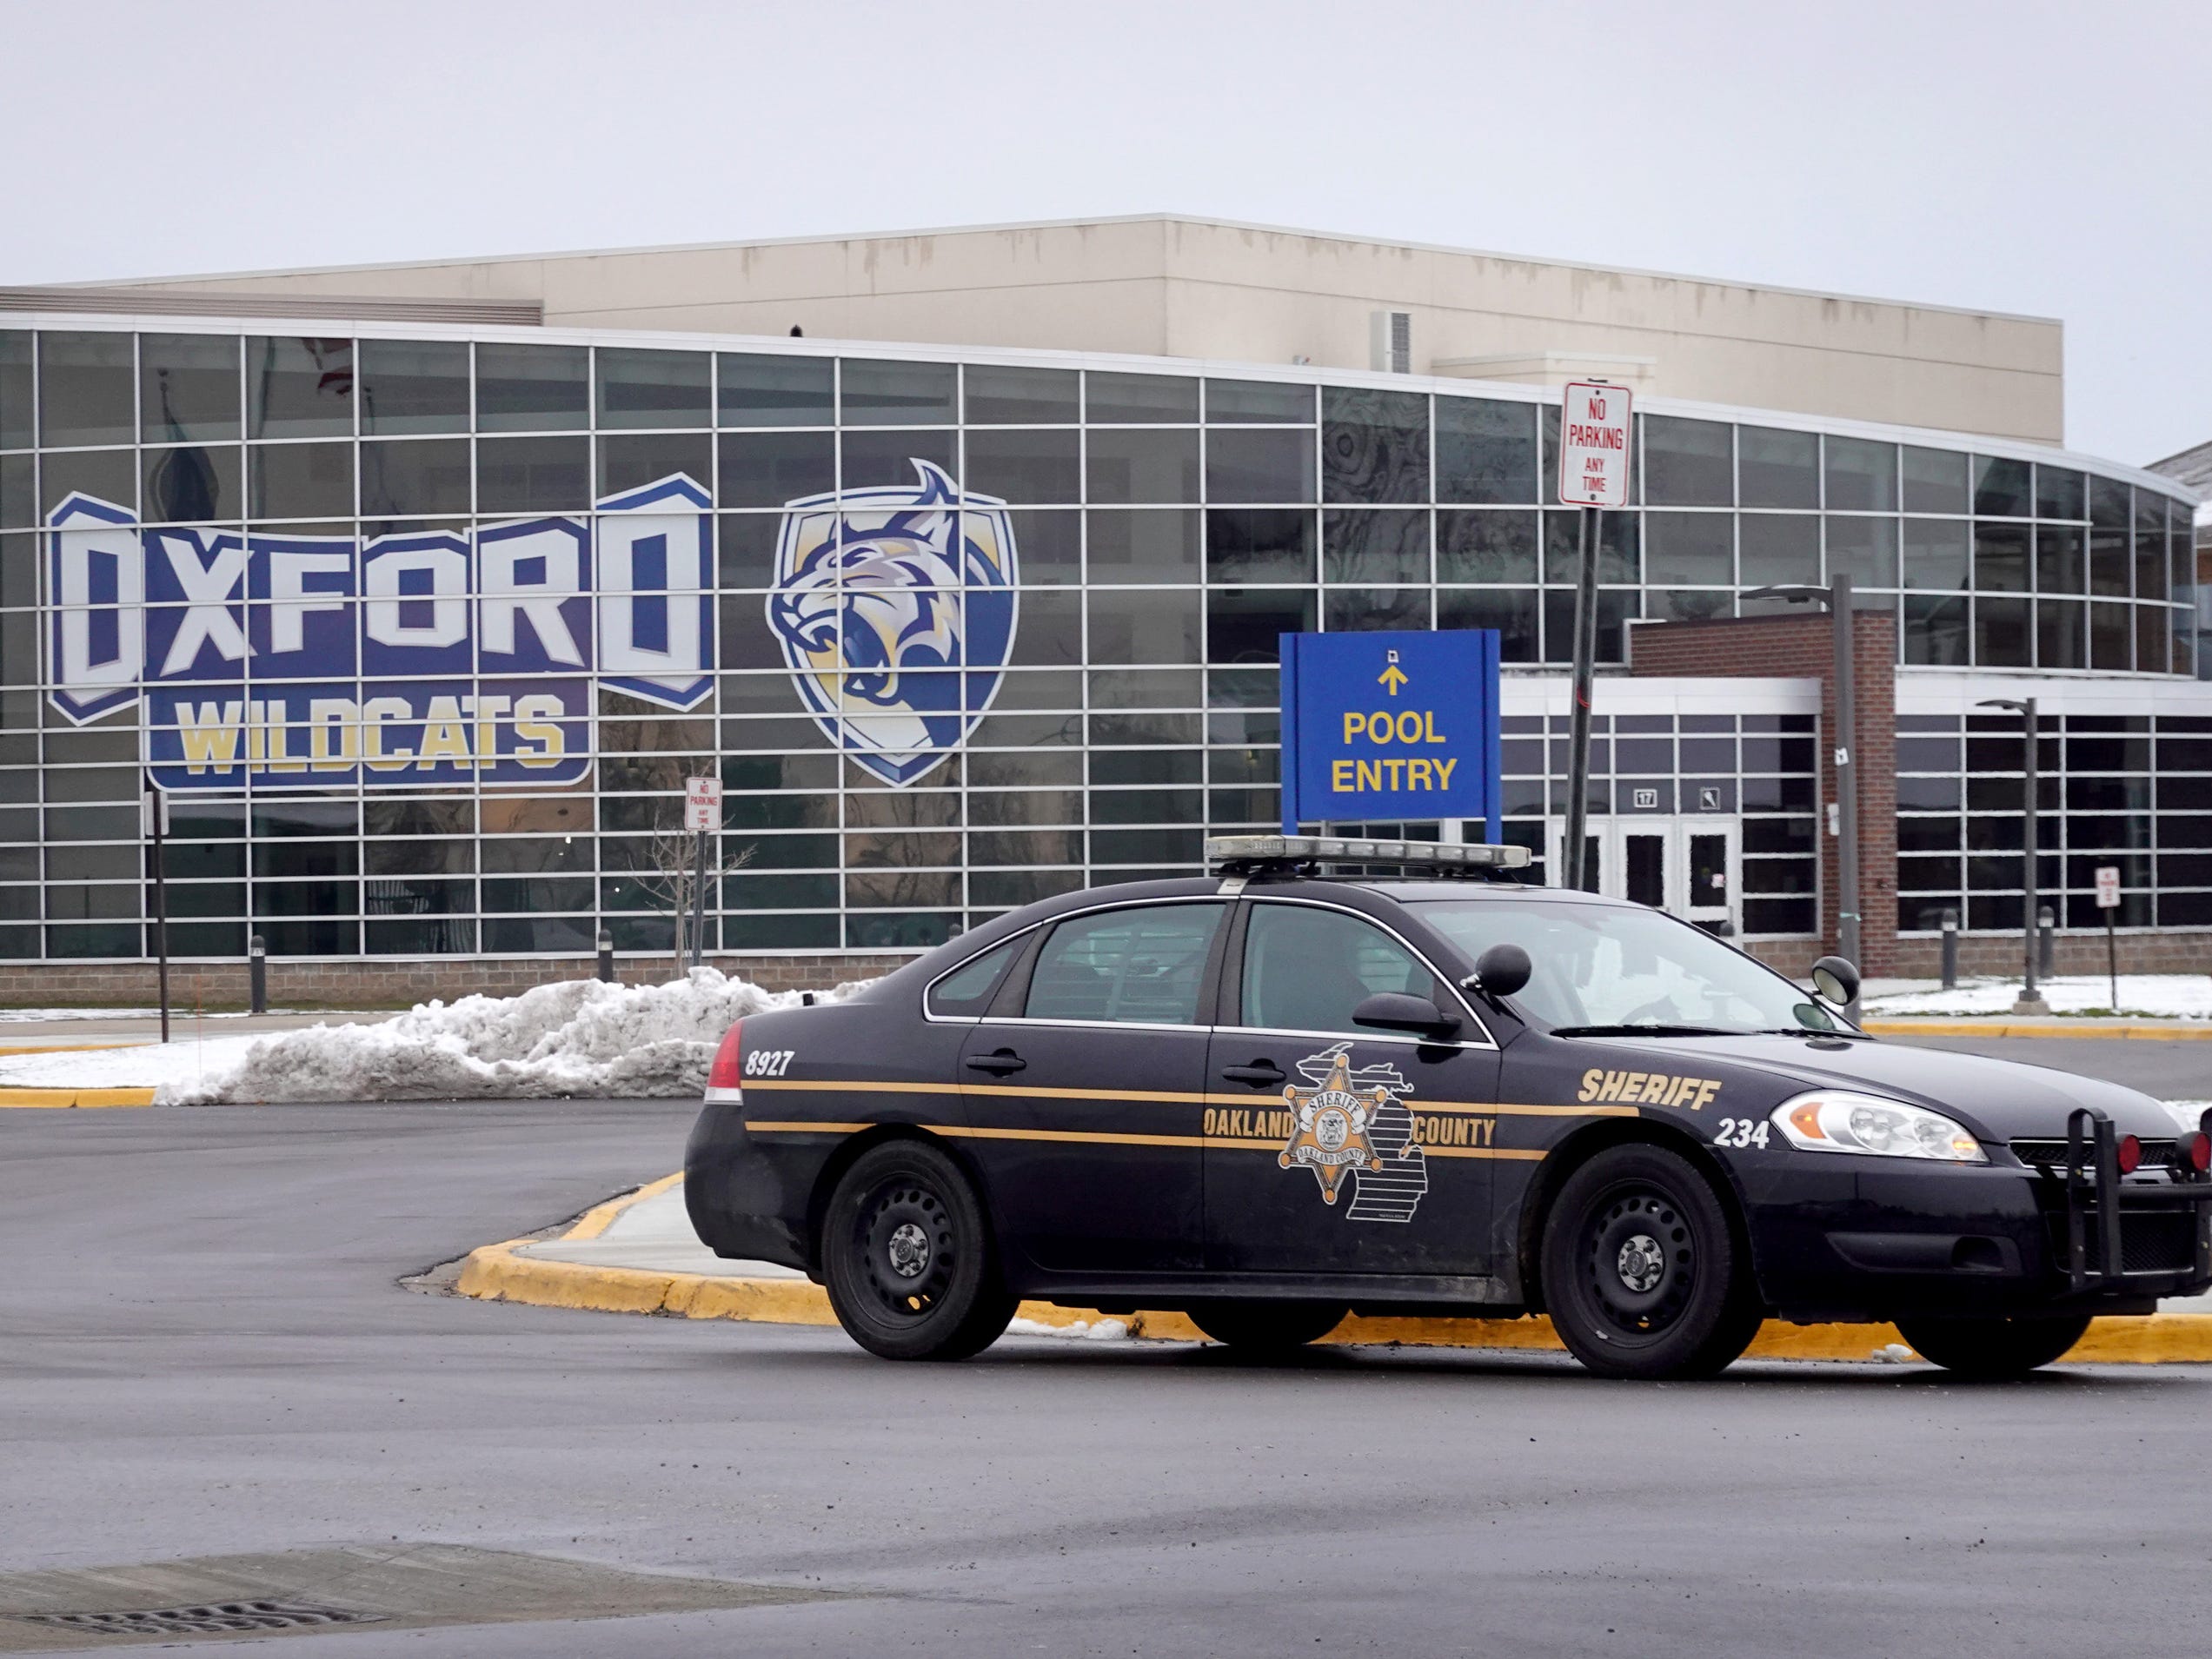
{"left": 4, "top": 1100, "right": 2211, "bottom": 1656}
{"left": 1882, "top": 1031, "right": 2209, "bottom": 1100}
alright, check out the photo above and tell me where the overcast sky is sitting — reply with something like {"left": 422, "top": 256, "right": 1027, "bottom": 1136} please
{"left": 4, "top": 0, "right": 2205, "bottom": 465}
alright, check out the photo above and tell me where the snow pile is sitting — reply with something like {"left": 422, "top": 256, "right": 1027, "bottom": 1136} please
{"left": 1863, "top": 974, "right": 2212, "bottom": 1020}
{"left": 146, "top": 968, "right": 870, "bottom": 1105}
{"left": 1006, "top": 1316, "right": 1131, "bottom": 1343}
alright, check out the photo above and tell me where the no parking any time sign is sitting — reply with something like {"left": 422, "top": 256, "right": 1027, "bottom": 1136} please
{"left": 1558, "top": 382, "right": 1633, "bottom": 508}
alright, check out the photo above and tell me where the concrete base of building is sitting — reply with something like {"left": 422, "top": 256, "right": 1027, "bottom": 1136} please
{"left": 1880, "top": 930, "right": 2212, "bottom": 980}
{"left": 0, "top": 953, "right": 918, "bottom": 1010}
{"left": 3, "top": 929, "right": 2205, "bottom": 1010}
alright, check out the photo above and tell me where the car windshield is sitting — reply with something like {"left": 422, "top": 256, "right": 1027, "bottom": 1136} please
{"left": 1410, "top": 898, "right": 1843, "bottom": 1036}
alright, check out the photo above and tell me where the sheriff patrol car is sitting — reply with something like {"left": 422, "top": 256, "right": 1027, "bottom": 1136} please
{"left": 685, "top": 836, "right": 2212, "bottom": 1380}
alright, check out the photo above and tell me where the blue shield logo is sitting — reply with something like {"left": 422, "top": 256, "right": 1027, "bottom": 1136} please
{"left": 767, "top": 460, "right": 1019, "bottom": 786}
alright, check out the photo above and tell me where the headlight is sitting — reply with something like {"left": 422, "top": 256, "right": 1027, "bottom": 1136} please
{"left": 1770, "top": 1091, "right": 1986, "bottom": 1164}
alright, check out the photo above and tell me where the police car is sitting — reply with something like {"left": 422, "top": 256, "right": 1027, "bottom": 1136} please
{"left": 686, "top": 836, "right": 2212, "bottom": 1381}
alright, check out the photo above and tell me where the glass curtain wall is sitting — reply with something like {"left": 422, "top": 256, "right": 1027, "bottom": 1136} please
{"left": 0, "top": 324, "right": 2196, "bottom": 961}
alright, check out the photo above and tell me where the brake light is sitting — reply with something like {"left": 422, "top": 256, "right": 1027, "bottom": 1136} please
{"left": 2184, "top": 1131, "right": 2211, "bottom": 1175}
{"left": 707, "top": 1020, "right": 744, "bottom": 1092}
{"left": 2116, "top": 1134, "right": 2142, "bottom": 1175}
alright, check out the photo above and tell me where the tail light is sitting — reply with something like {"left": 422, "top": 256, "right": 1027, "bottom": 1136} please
{"left": 707, "top": 1020, "right": 744, "bottom": 1093}
{"left": 2183, "top": 1131, "right": 2212, "bottom": 1176}
{"left": 2116, "top": 1134, "right": 2142, "bottom": 1175}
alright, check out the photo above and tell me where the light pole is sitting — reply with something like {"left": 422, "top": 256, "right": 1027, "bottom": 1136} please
{"left": 1744, "top": 577, "right": 1859, "bottom": 1017}
{"left": 1976, "top": 696, "right": 2046, "bottom": 1015}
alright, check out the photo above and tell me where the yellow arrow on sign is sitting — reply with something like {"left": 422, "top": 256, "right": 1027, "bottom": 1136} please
{"left": 1378, "top": 663, "right": 1408, "bottom": 695}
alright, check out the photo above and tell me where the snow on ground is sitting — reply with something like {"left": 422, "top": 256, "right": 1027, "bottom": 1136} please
{"left": 1006, "top": 1316, "right": 1131, "bottom": 1342}
{"left": 0, "top": 968, "right": 872, "bottom": 1104}
{"left": 1863, "top": 974, "right": 2212, "bottom": 1020}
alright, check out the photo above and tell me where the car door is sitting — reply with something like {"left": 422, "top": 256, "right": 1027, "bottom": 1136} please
{"left": 1204, "top": 898, "right": 1499, "bottom": 1279}
{"left": 956, "top": 899, "right": 1227, "bottom": 1276}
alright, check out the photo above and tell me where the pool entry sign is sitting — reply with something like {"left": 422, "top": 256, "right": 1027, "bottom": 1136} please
{"left": 43, "top": 475, "right": 714, "bottom": 790}
{"left": 1278, "top": 629, "right": 1503, "bottom": 839}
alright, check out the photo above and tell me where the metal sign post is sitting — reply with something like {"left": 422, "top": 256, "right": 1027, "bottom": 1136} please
{"left": 143, "top": 780, "right": 170, "bottom": 1044}
{"left": 2095, "top": 865, "right": 2122, "bottom": 1010}
{"left": 1557, "top": 382, "right": 1632, "bottom": 892}
{"left": 683, "top": 775, "right": 723, "bottom": 972}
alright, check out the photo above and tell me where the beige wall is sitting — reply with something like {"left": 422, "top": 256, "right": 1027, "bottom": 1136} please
{"left": 80, "top": 216, "right": 2065, "bottom": 442}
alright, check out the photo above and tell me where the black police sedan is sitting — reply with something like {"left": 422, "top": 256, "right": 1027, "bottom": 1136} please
{"left": 686, "top": 835, "right": 2212, "bottom": 1380}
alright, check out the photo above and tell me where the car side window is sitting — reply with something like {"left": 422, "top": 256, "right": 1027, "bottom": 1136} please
{"left": 1241, "top": 903, "right": 1438, "bottom": 1036}
{"left": 927, "top": 936, "right": 1023, "bottom": 1018}
{"left": 1023, "top": 903, "right": 1226, "bottom": 1026}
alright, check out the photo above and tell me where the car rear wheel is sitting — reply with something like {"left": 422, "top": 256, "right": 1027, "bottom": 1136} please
{"left": 1892, "top": 1313, "right": 2091, "bottom": 1379}
{"left": 1186, "top": 1300, "right": 1348, "bottom": 1355}
{"left": 820, "top": 1140, "right": 1016, "bottom": 1361}
{"left": 1541, "top": 1143, "right": 1762, "bottom": 1381}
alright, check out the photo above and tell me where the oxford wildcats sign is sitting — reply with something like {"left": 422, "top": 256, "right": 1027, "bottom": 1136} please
{"left": 44, "top": 474, "right": 713, "bottom": 790}
{"left": 766, "top": 460, "right": 1017, "bottom": 786}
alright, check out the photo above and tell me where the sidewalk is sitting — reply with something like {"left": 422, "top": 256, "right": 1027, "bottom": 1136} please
{"left": 0, "top": 1010, "right": 394, "bottom": 1044}
{"left": 455, "top": 1178, "right": 2212, "bottom": 1357}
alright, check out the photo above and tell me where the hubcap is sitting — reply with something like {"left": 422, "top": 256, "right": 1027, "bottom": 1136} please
{"left": 1583, "top": 1187, "right": 1697, "bottom": 1339}
{"left": 886, "top": 1221, "right": 931, "bottom": 1278}
{"left": 1615, "top": 1232, "right": 1664, "bottom": 1293}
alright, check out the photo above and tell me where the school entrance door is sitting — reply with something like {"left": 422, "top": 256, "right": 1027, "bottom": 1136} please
{"left": 1549, "top": 816, "right": 1740, "bottom": 937}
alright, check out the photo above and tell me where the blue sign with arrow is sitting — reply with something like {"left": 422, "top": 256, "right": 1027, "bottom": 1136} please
{"left": 1278, "top": 629, "right": 1503, "bottom": 840}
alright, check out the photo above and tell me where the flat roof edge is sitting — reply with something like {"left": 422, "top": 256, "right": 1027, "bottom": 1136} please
{"left": 30, "top": 213, "right": 2062, "bottom": 330}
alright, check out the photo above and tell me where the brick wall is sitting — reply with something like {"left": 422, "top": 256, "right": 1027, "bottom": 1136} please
{"left": 1630, "top": 609, "right": 1900, "bottom": 975}
{"left": 0, "top": 952, "right": 922, "bottom": 1010}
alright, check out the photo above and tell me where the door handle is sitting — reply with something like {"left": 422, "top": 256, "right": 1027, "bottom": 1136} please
{"left": 965, "top": 1050, "right": 1027, "bottom": 1076}
{"left": 1219, "top": 1061, "right": 1286, "bottom": 1086}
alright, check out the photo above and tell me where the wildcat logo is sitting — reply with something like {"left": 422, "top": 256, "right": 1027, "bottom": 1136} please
{"left": 766, "top": 460, "right": 1018, "bottom": 787}
{"left": 1278, "top": 1044, "right": 1430, "bottom": 1222}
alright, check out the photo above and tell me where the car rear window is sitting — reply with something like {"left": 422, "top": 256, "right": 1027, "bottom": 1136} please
{"left": 1024, "top": 903, "right": 1225, "bottom": 1025}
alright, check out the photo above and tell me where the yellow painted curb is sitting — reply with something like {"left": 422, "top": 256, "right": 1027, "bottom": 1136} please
{"left": 0, "top": 1042, "right": 148, "bottom": 1056}
{"left": 1863, "top": 1019, "right": 2212, "bottom": 1040}
{"left": 0, "top": 1085, "right": 157, "bottom": 1108}
{"left": 456, "top": 1176, "right": 2212, "bottom": 1364}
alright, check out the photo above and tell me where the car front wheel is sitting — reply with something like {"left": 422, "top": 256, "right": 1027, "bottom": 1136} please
{"left": 1541, "top": 1143, "right": 1762, "bottom": 1381}
{"left": 1892, "top": 1313, "right": 2090, "bottom": 1379}
{"left": 821, "top": 1139, "right": 1016, "bottom": 1361}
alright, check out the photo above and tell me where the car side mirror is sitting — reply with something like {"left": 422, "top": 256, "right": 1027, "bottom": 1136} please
{"left": 1467, "top": 942, "right": 1533, "bottom": 1000}
{"left": 1810, "top": 955, "right": 1860, "bottom": 1006}
{"left": 1352, "top": 992, "right": 1461, "bottom": 1037}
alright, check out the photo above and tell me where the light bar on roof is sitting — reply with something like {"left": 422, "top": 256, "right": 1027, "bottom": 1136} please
{"left": 1206, "top": 835, "right": 1532, "bottom": 871}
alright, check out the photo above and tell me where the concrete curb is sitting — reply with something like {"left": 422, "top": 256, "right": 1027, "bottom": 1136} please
{"left": 1863, "top": 1019, "right": 2212, "bottom": 1039}
{"left": 0, "top": 1086, "right": 156, "bottom": 1108}
{"left": 455, "top": 1178, "right": 2212, "bottom": 1364}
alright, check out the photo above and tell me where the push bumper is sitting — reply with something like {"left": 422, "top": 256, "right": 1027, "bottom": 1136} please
{"left": 1737, "top": 1105, "right": 2212, "bottom": 1322}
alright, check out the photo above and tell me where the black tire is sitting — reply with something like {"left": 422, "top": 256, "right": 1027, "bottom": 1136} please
{"left": 820, "top": 1139, "right": 1016, "bottom": 1361}
{"left": 1186, "top": 1300, "right": 1348, "bottom": 1355}
{"left": 1540, "top": 1143, "right": 1761, "bottom": 1381}
{"left": 1893, "top": 1313, "right": 2090, "bottom": 1379}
